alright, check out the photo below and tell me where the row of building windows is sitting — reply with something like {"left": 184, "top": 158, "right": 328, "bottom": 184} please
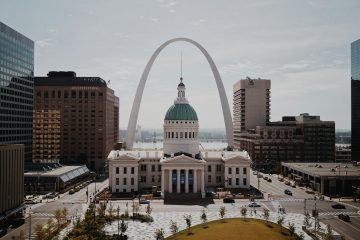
{"left": 165, "top": 131, "right": 198, "bottom": 139}
{"left": 36, "top": 90, "right": 103, "bottom": 99}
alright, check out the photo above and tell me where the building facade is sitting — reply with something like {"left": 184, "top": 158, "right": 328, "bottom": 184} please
{"left": 351, "top": 39, "right": 360, "bottom": 162}
{"left": 0, "top": 144, "right": 25, "bottom": 223}
{"left": 34, "top": 71, "right": 119, "bottom": 172}
{"left": 109, "top": 78, "right": 251, "bottom": 198}
{"left": 240, "top": 114, "right": 335, "bottom": 173}
{"left": 233, "top": 78, "right": 271, "bottom": 148}
{"left": 0, "top": 22, "right": 34, "bottom": 162}
{"left": 335, "top": 144, "right": 351, "bottom": 162}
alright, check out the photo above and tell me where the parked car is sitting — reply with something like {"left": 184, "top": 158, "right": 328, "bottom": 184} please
{"left": 263, "top": 176, "right": 268, "bottom": 180}
{"left": 338, "top": 214, "right": 350, "bottom": 222}
{"left": 0, "top": 228, "right": 6, "bottom": 238}
{"left": 223, "top": 198, "right": 235, "bottom": 203}
{"left": 267, "top": 178, "right": 272, "bottom": 183}
{"left": 284, "top": 189, "right": 292, "bottom": 195}
{"left": 69, "top": 189, "right": 75, "bottom": 195}
{"left": 248, "top": 202, "right": 261, "bottom": 208}
{"left": 253, "top": 171, "right": 258, "bottom": 175}
{"left": 332, "top": 204, "right": 346, "bottom": 209}
{"left": 284, "top": 181, "right": 290, "bottom": 185}
{"left": 139, "top": 199, "right": 150, "bottom": 204}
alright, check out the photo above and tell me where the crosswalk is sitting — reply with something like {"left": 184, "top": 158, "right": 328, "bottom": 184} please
{"left": 276, "top": 198, "right": 305, "bottom": 202}
{"left": 31, "top": 212, "right": 54, "bottom": 218}
{"left": 319, "top": 211, "right": 359, "bottom": 216}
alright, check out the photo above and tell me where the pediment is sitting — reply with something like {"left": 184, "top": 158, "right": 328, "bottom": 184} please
{"left": 223, "top": 155, "right": 251, "bottom": 165}
{"left": 113, "top": 152, "right": 140, "bottom": 161}
{"left": 161, "top": 154, "right": 205, "bottom": 164}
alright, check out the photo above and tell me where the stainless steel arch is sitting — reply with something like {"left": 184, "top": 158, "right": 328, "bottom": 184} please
{"left": 126, "top": 38, "right": 233, "bottom": 149}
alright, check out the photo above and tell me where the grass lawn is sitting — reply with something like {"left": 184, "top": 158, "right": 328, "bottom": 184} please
{"left": 166, "top": 218, "right": 299, "bottom": 240}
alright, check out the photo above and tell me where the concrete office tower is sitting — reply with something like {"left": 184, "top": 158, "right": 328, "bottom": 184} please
{"left": 0, "top": 22, "right": 34, "bottom": 162}
{"left": 34, "top": 71, "right": 119, "bottom": 172}
{"left": 0, "top": 144, "right": 25, "bottom": 221}
{"left": 351, "top": 39, "right": 360, "bottom": 161}
{"left": 233, "top": 78, "right": 271, "bottom": 148}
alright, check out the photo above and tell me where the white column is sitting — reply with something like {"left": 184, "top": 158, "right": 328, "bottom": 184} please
{"left": 193, "top": 169, "right": 197, "bottom": 193}
{"left": 168, "top": 169, "right": 172, "bottom": 193}
{"left": 185, "top": 169, "right": 189, "bottom": 193}
{"left": 201, "top": 169, "right": 205, "bottom": 198}
{"left": 177, "top": 169, "right": 181, "bottom": 193}
{"left": 161, "top": 168, "right": 165, "bottom": 194}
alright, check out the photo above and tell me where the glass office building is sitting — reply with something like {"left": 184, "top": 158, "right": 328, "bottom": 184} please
{"left": 0, "top": 22, "right": 34, "bottom": 162}
{"left": 351, "top": 39, "right": 360, "bottom": 162}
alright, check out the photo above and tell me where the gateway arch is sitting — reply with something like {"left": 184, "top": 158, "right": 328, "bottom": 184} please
{"left": 126, "top": 37, "right": 233, "bottom": 149}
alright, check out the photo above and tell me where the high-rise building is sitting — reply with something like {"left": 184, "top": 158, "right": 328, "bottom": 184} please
{"left": 0, "top": 144, "right": 25, "bottom": 223}
{"left": 233, "top": 78, "right": 271, "bottom": 148}
{"left": 0, "top": 22, "right": 34, "bottom": 162}
{"left": 240, "top": 113, "right": 335, "bottom": 173}
{"left": 351, "top": 39, "right": 360, "bottom": 162}
{"left": 34, "top": 71, "right": 119, "bottom": 172}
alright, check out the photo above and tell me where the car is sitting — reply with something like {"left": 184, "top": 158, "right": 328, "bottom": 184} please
{"left": 248, "top": 202, "right": 261, "bottom": 208}
{"left": 267, "top": 178, "right": 272, "bottom": 183}
{"left": 284, "top": 181, "right": 290, "bottom": 185}
{"left": 223, "top": 198, "right": 235, "bottom": 203}
{"left": 338, "top": 214, "right": 350, "bottom": 222}
{"left": 263, "top": 176, "right": 268, "bottom": 180}
{"left": 284, "top": 189, "right": 292, "bottom": 195}
{"left": 253, "top": 171, "right": 258, "bottom": 175}
{"left": 69, "top": 189, "right": 75, "bottom": 195}
{"left": 139, "top": 199, "right": 150, "bottom": 204}
{"left": 332, "top": 204, "right": 346, "bottom": 209}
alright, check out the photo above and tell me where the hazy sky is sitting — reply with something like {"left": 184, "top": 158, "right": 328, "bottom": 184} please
{"left": 1, "top": 0, "right": 359, "bottom": 130}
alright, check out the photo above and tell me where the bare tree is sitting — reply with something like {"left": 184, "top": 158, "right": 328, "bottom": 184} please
{"left": 54, "top": 209, "right": 62, "bottom": 230}
{"left": 62, "top": 207, "right": 69, "bottom": 223}
{"left": 303, "top": 212, "right": 312, "bottom": 229}
{"left": 154, "top": 228, "right": 165, "bottom": 240}
{"left": 240, "top": 207, "right": 247, "bottom": 219}
{"left": 183, "top": 214, "right": 192, "bottom": 234}
{"left": 200, "top": 208, "right": 207, "bottom": 227}
{"left": 288, "top": 222, "right": 295, "bottom": 236}
{"left": 120, "top": 219, "right": 128, "bottom": 237}
{"left": 169, "top": 220, "right": 178, "bottom": 238}
{"left": 107, "top": 201, "right": 114, "bottom": 218}
{"left": 277, "top": 216, "right": 284, "bottom": 227}
{"left": 263, "top": 209, "right": 270, "bottom": 223}
{"left": 324, "top": 224, "right": 333, "bottom": 240}
{"left": 34, "top": 224, "right": 46, "bottom": 240}
{"left": 146, "top": 204, "right": 153, "bottom": 217}
{"left": 46, "top": 218, "right": 54, "bottom": 237}
{"left": 219, "top": 206, "right": 226, "bottom": 221}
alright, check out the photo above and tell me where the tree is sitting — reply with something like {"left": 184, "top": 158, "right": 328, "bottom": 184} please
{"left": 34, "top": 224, "right": 46, "bottom": 240}
{"left": 46, "top": 218, "right": 55, "bottom": 237}
{"left": 146, "top": 204, "right": 153, "bottom": 217}
{"left": 154, "top": 228, "right": 165, "bottom": 240}
{"left": 277, "top": 216, "right": 284, "bottom": 227}
{"left": 288, "top": 222, "right": 295, "bottom": 236}
{"left": 62, "top": 207, "right": 69, "bottom": 223}
{"left": 303, "top": 212, "right": 312, "bottom": 229}
{"left": 324, "top": 224, "right": 332, "bottom": 240}
{"left": 120, "top": 219, "right": 128, "bottom": 237}
{"left": 263, "top": 209, "right": 270, "bottom": 223}
{"left": 183, "top": 214, "right": 192, "bottom": 234}
{"left": 169, "top": 220, "right": 178, "bottom": 238}
{"left": 219, "top": 206, "right": 226, "bottom": 221}
{"left": 240, "top": 207, "right": 247, "bottom": 219}
{"left": 200, "top": 209, "right": 207, "bottom": 227}
{"left": 54, "top": 209, "right": 63, "bottom": 230}
{"left": 132, "top": 202, "right": 140, "bottom": 215}
{"left": 108, "top": 202, "right": 114, "bottom": 218}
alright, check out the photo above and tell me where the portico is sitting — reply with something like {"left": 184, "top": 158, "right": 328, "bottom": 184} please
{"left": 160, "top": 154, "right": 206, "bottom": 198}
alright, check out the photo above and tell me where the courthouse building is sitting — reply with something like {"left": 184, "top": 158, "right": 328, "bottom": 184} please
{"left": 108, "top": 78, "right": 251, "bottom": 198}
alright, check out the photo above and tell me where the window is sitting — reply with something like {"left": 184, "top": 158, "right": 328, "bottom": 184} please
{"left": 216, "top": 165, "right": 222, "bottom": 172}
{"left": 236, "top": 178, "right": 239, "bottom": 185}
{"left": 207, "top": 165, "right": 212, "bottom": 172}
{"left": 123, "top": 178, "right": 127, "bottom": 185}
{"left": 158, "top": 175, "right": 161, "bottom": 182}
{"left": 131, "top": 178, "right": 134, "bottom": 185}
{"left": 228, "top": 178, "right": 232, "bottom": 186}
{"left": 228, "top": 168, "right": 232, "bottom": 174}
{"left": 123, "top": 167, "right": 127, "bottom": 174}
{"left": 236, "top": 168, "right": 239, "bottom": 174}
{"left": 140, "top": 176, "right": 146, "bottom": 182}
{"left": 116, "top": 178, "right": 119, "bottom": 185}
{"left": 123, "top": 189, "right": 127, "bottom": 193}
{"left": 243, "top": 178, "right": 247, "bottom": 186}
{"left": 140, "top": 165, "right": 147, "bottom": 171}
{"left": 116, "top": 189, "right": 119, "bottom": 193}
{"left": 152, "top": 165, "right": 155, "bottom": 172}
{"left": 116, "top": 167, "right": 119, "bottom": 174}
{"left": 152, "top": 175, "right": 155, "bottom": 182}
{"left": 158, "top": 165, "right": 161, "bottom": 172}
{"left": 243, "top": 168, "right": 247, "bottom": 174}
{"left": 216, "top": 176, "right": 222, "bottom": 183}
{"left": 208, "top": 175, "right": 211, "bottom": 183}
{"left": 131, "top": 167, "right": 135, "bottom": 174}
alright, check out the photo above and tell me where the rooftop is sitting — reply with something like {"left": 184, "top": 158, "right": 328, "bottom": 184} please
{"left": 35, "top": 71, "right": 107, "bottom": 87}
{"left": 282, "top": 162, "right": 360, "bottom": 177}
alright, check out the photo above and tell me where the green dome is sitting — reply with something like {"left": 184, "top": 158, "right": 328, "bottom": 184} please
{"left": 165, "top": 104, "right": 198, "bottom": 121}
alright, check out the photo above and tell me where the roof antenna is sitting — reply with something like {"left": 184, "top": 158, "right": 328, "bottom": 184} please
{"left": 180, "top": 51, "right": 183, "bottom": 83}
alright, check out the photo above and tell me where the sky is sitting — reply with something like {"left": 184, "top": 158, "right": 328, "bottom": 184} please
{"left": 1, "top": 0, "right": 359, "bottom": 130}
